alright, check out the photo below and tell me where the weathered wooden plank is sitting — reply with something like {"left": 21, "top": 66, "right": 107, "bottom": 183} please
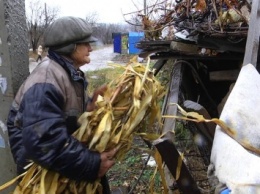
{"left": 153, "top": 61, "right": 201, "bottom": 194}
{"left": 209, "top": 70, "right": 240, "bottom": 81}
{"left": 243, "top": 0, "right": 260, "bottom": 67}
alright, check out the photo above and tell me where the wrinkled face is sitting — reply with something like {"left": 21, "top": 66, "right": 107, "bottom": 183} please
{"left": 70, "top": 43, "right": 92, "bottom": 69}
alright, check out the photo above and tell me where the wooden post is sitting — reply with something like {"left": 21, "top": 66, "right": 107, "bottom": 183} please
{"left": 243, "top": 0, "right": 260, "bottom": 67}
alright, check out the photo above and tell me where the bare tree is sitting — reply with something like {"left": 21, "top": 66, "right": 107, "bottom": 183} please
{"left": 26, "top": 0, "right": 59, "bottom": 52}
{"left": 93, "top": 23, "right": 132, "bottom": 44}
{"left": 123, "top": 0, "right": 176, "bottom": 40}
{"left": 85, "top": 11, "right": 99, "bottom": 27}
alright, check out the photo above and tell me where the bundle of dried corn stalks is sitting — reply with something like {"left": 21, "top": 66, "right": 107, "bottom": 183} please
{"left": 0, "top": 57, "right": 166, "bottom": 194}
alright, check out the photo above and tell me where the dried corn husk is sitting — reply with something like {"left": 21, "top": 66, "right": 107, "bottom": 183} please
{"left": 163, "top": 103, "right": 260, "bottom": 155}
{"left": 0, "top": 57, "right": 165, "bottom": 194}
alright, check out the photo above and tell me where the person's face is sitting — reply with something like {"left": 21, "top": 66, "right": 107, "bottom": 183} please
{"left": 71, "top": 42, "right": 92, "bottom": 69}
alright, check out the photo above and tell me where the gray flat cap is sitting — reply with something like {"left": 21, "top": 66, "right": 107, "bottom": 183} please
{"left": 44, "top": 16, "right": 97, "bottom": 49}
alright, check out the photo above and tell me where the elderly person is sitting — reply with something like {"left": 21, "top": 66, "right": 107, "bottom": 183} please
{"left": 7, "top": 16, "right": 116, "bottom": 194}
{"left": 36, "top": 45, "right": 43, "bottom": 62}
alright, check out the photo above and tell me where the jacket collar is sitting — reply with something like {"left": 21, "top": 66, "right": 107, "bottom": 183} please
{"left": 47, "top": 50, "right": 88, "bottom": 89}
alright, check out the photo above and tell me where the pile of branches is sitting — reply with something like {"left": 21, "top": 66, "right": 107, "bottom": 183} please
{"left": 125, "top": 0, "right": 251, "bottom": 40}
{"left": 170, "top": 0, "right": 251, "bottom": 38}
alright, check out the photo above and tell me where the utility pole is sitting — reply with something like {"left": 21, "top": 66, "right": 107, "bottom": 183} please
{"left": 144, "top": 0, "right": 147, "bottom": 15}
{"left": 44, "top": 2, "right": 48, "bottom": 27}
{"left": 0, "top": 0, "right": 29, "bottom": 193}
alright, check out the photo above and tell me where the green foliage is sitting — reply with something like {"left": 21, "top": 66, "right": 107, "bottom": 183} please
{"left": 84, "top": 67, "right": 124, "bottom": 95}
{"left": 125, "top": 153, "right": 142, "bottom": 166}
{"left": 155, "top": 60, "right": 173, "bottom": 87}
{"left": 107, "top": 143, "right": 163, "bottom": 193}
{"left": 174, "top": 121, "right": 194, "bottom": 152}
{"left": 175, "top": 121, "right": 190, "bottom": 140}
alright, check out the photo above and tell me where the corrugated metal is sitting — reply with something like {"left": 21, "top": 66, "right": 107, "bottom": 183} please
{"left": 128, "top": 32, "right": 144, "bottom": 54}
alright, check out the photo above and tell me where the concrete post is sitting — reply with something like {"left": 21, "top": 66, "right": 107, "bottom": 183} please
{"left": 0, "top": 0, "right": 29, "bottom": 192}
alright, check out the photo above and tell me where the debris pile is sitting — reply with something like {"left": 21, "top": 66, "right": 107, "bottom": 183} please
{"left": 136, "top": 0, "right": 251, "bottom": 41}
{"left": 131, "top": 0, "right": 251, "bottom": 58}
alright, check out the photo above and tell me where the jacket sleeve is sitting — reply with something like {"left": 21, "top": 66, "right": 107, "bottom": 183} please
{"left": 21, "top": 82, "right": 100, "bottom": 181}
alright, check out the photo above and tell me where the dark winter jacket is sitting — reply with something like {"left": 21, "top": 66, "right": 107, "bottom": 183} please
{"left": 7, "top": 51, "right": 101, "bottom": 182}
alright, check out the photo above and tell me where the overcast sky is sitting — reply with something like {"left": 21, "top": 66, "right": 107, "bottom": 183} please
{"left": 25, "top": 0, "right": 144, "bottom": 23}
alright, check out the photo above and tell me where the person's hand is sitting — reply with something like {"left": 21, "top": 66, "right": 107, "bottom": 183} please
{"left": 87, "top": 85, "right": 107, "bottom": 111}
{"left": 98, "top": 148, "right": 117, "bottom": 178}
{"left": 93, "top": 85, "right": 107, "bottom": 98}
